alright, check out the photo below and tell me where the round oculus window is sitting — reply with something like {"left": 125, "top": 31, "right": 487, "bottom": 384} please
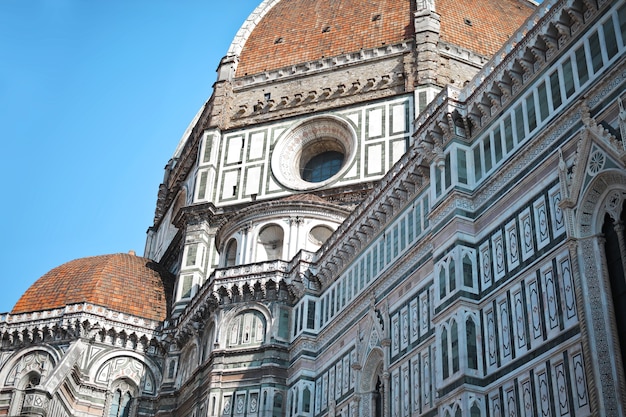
{"left": 271, "top": 116, "right": 356, "bottom": 190}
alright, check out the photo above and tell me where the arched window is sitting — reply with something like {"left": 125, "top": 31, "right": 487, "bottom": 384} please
{"left": 109, "top": 389, "right": 133, "bottom": 417}
{"left": 454, "top": 408, "right": 462, "bottom": 417}
{"left": 441, "top": 328, "right": 449, "bottom": 379}
{"left": 229, "top": 311, "right": 266, "bottom": 347}
{"left": 273, "top": 393, "right": 283, "bottom": 417}
{"left": 257, "top": 224, "right": 284, "bottom": 261}
{"left": 439, "top": 267, "right": 446, "bottom": 299}
{"left": 470, "top": 403, "right": 482, "bottom": 417}
{"left": 467, "top": 318, "right": 478, "bottom": 370}
{"left": 451, "top": 321, "right": 459, "bottom": 373}
{"left": 225, "top": 239, "right": 238, "bottom": 267}
{"left": 302, "top": 387, "right": 311, "bottom": 413}
{"left": 463, "top": 254, "right": 473, "bottom": 287}
{"left": 449, "top": 260, "right": 456, "bottom": 292}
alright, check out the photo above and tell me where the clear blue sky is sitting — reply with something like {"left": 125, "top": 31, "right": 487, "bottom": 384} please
{"left": 0, "top": 0, "right": 260, "bottom": 313}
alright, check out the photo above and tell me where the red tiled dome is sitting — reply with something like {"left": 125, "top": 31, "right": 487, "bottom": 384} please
{"left": 235, "top": 0, "right": 535, "bottom": 77}
{"left": 12, "top": 253, "right": 174, "bottom": 321}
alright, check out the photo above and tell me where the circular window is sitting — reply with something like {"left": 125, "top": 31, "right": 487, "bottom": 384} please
{"left": 271, "top": 116, "right": 357, "bottom": 190}
{"left": 301, "top": 150, "right": 344, "bottom": 183}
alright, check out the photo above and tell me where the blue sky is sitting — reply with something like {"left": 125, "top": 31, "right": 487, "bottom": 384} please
{"left": 0, "top": 1, "right": 260, "bottom": 313}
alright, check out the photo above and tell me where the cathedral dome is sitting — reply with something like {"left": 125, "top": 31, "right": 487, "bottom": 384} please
{"left": 12, "top": 253, "right": 174, "bottom": 321}
{"left": 233, "top": 0, "right": 536, "bottom": 77}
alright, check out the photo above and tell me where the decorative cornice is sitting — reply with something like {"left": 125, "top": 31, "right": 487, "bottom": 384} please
{"left": 0, "top": 303, "right": 162, "bottom": 352}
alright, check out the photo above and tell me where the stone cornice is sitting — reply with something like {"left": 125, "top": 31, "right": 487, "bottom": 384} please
{"left": 0, "top": 303, "right": 162, "bottom": 352}
{"left": 413, "top": 0, "right": 609, "bottom": 153}
{"left": 232, "top": 41, "right": 412, "bottom": 92}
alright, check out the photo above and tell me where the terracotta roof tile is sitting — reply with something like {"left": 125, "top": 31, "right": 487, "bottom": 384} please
{"left": 235, "top": 0, "right": 535, "bottom": 77}
{"left": 236, "top": 0, "right": 415, "bottom": 77}
{"left": 437, "top": 0, "right": 536, "bottom": 57}
{"left": 12, "top": 253, "right": 174, "bottom": 321}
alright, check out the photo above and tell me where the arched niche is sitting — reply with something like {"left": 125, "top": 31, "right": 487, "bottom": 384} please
{"left": 256, "top": 223, "right": 285, "bottom": 262}
{"left": 573, "top": 169, "right": 626, "bottom": 410}
{"left": 225, "top": 238, "right": 238, "bottom": 267}
{"left": 359, "top": 348, "right": 384, "bottom": 417}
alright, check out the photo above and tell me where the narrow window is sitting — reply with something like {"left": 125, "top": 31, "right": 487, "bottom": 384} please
{"left": 181, "top": 275, "right": 193, "bottom": 299}
{"left": 418, "top": 91, "right": 428, "bottom": 113}
{"left": 603, "top": 17, "right": 619, "bottom": 60}
{"left": 423, "top": 196, "right": 429, "bottom": 229}
{"left": 493, "top": 127, "right": 503, "bottom": 163}
{"left": 202, "top": 138, "right": 212, "bottom": 164}
{"left": 185, "top": 244, "right": 198, "bottom": 267}
{"left": 463, "top": 255, "right": 473, "bottom": 287}
{"left": 526, "top": 93, "right": 537, "bottom": 132}
{"left": 273, "top": 394, "right": 284, "bottom": 417}
{"left": 442, "top": 328, "right": 449, "bottom": 379}
{"left": 473, "top": 146, "right": 483, "bottom": 182}
{"left": 562, "top": 58, "right": 575, "bottom": 98}
{"left": 307, "top": 301, "right": 316, "bottom": 329}
{"left": 537, "top": 81, "right": 549, "bottom": 121}
{"left": 109, "top": 390, "right": 121, "bottom": 417}
{"left": 514, "top": 104, "right": 525, "bottom": 143}
{"left": 457, "top": 149, "right": 468, "bottom": 185}
{"left": 504, "top": 115, "right": 514, "bottom": 154}
{"left": 575, "top": 46, "right": 589, "bottom": 86}
{"left": 451, "top": 321, "right": 459, "bottom": 373}
{"left": 549, "top": 70, "right": 563, "bottom": 109}
{"left": 109, "top": 390, "right": 132, "bottom": 417}
{"left": 415, "top": 203, "right": 422, "bottom": 236}
{"left": 303, "top": 388, "right": 311, "bottom": 413}
{"left": 483, "top": 136, "right": 492, "bottom": 172}
{"left": 439, "top": 268, "right": 447, "bottom": 300}
{"left": 293, "top": 309, "right": 299, "bottom": 336}
{"left": 589, "top": 32, "right": 603, "bottom": 73}
{"left": 392, "top": 226, "right": 399, "bottom": 258}
{"left": 467, "top": 318, "right": 478, "bottom": 370}
{"left": 444, "top": 153, "right": 452, "bottom": 189}
{"left": 197, "top": 171, "right": 208, "bottom": 200}
{"left": 470, "top": 404, "right": 481, "bottom": 417}
{"left": 373, "top": 246, "right": 379, "bottom": 276}
{"left": 618, "top": 4, "right": 626, "bottom": 45}
{"left": 449, "top": 260, "right": 456, "bottom": 293}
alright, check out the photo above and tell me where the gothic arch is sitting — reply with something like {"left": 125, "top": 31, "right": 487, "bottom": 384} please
{"left": 0, "top": 345, "right": 60, "bottom": 388}
{"left": 87, "top": 350, "right": 162, "bottom": 397}
{"left": 217, "top": 303, "right": 272, "bottom": 348}
{"left": 177, "top": 341, "right": 200, "bottom": 387}
{"left": 573, "top": 169, "right": 626, "bottom": 412}
{"left": 359, "top": 348, "right": 385, "bottom": 417}
{"left": 575, "top": 170, "right": 626, "bottom": 238}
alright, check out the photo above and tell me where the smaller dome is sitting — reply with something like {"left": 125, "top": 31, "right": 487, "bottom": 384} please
{"left": 12, "top": 253, "right": 174, "bottom": 321}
